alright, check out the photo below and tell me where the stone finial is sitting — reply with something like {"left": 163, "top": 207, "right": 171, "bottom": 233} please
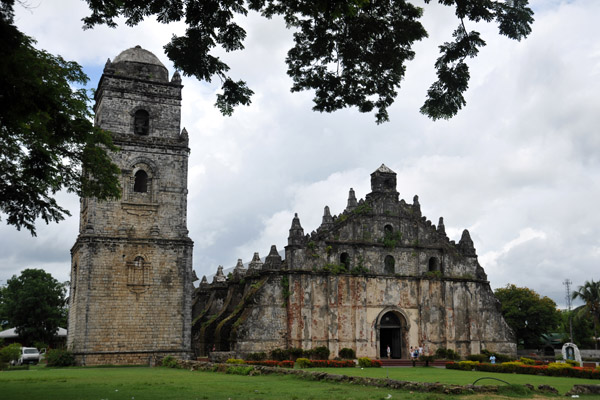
{"left": 171, "top": 70, "right": 182, "bottom": 84}
{"left": 213, "top": 265, "right": 226, "bottom": 283}
{"left": 104, "top": 58, "right": 115, "bottom": 74}
{"left": 458, "top": 229, "right": 477, "bottom": 257}
{"left": 180, "top": 127, "right": 189, "bottom": 141}
{"left": 192, "top": 270, "right": 199, "bottom": 282}
{"left": 346, "top": 188, "right": 358, "bottom": 211}
{"left": 248, "top": 252, "right": 263, "bottom": 272}
{"left": 288, "top": 213, "right": 305, "bottom": 246}
{"left": 413, "top": 195, "right": 421, "bottom": 217}
{"left": 200, "top": 275, "right": 209, "bottom": 287}
{"left": 233, "top": 258, "right": 246, "bottom": 279}
{"left": 437, "top": 217, "right": 446, "bottom": 236}
{"left": 264, "top": 245, "right": 282, "bottom": 270}
{"left": 321, "top": 206, "right": 333, "bottom": 228}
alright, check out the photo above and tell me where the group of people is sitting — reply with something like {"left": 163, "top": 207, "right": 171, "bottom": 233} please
{"left": 385, "top": 344, "right": 424, "bottom": 359}
{"left": 409, "top": 344, "right": 424, "bottom": 360}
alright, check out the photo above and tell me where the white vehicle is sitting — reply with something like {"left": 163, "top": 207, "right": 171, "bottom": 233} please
{"left": 17, "top": 347, "right": 40, "bottom": 365}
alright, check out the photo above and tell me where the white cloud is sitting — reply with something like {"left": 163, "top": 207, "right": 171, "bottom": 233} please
{"left": 2, "top": 0, "right": 599, "bottom": 310}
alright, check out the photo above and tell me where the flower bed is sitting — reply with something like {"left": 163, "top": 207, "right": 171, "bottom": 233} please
{"left": 245, "top": 360, "right": 294, "bottom": 368}
{"left": 446, "top": 361, "right": 600, "bottom": 379}
{"left": 357, "top": 357, "right": 382, "bottom": 368}
{"left": 303, "top": 359, "right": 356, "bottom": 368}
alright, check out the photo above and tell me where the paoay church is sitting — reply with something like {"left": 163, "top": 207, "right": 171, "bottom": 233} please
{"left": 67, "top": 46, "right": 515, "bottom": 365}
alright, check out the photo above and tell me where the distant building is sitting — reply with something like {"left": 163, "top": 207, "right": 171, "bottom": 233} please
{"left": 193, "top": 165, "right": 516, "bottom": 359}
{"left": 67, "top": 46, "right": 194, "bottom": 365}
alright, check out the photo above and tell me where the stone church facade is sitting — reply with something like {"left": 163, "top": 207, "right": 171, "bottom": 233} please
{"left": 193, "top": 166, "right": 516, "bottom": 359}
{"left": 67, "top": 46, "right": 194, "bottom": 365}
{"left": 68, "top": 46, "right": 515, "bottom": 365}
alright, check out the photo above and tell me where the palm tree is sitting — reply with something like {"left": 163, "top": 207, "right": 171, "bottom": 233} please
{"left": 572, "top": 280, "right": 600, "bottom": 349}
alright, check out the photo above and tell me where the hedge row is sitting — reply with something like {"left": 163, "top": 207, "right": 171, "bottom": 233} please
{"left": 245, "top": 360, "right": 294, "bottom": 368}
{"left": 296, "top": 358, "right": 356, "bottom": 368}
{"left": 246, "top": 347, "right": 362, "bottom": 361}
{"left": 447, "top": 361, "right": 600, "bottom": 379}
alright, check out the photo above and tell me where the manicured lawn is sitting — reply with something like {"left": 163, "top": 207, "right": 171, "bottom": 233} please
{"left": 0, "top": 366, "right": 447, "bottom": 400}
{"left": 1, "top": 365, "right": 599, "bottom": 399}
{"left": 310, "top": 366, "right": 600, "bottom": 396}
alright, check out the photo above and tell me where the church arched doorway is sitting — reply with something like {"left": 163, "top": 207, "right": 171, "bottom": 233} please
{"left": 378, "top": 311, "right": 406, "bottom": 359}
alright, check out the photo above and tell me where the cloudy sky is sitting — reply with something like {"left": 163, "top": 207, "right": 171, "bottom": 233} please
{"left": 2, "top": 0, "right": 598, "bottom": 308}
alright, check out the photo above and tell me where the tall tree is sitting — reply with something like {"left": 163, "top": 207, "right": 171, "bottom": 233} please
{"left": 0, "top": 269, "right": 67, "bottom": 346}
{"left": 559, "top": 308, "right": 595, "bottom": 349}
{"left": 82, "top": 0, "right": 534, "bottom": 123}
{"left": 572, "top": 279, "right": 600, "bottom": 350}
{"left": 0, "top": 0, "right": 121, "bottom": 235}
{"left": 494, "top": 284, "right": 561, "bottom": 348}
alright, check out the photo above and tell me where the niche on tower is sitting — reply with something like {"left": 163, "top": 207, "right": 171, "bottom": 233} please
{"left": 122, "top": 159, "right": 159, "bottom": 215}
{"left": 131, "top": 107, "right": 151, "bottom": 136}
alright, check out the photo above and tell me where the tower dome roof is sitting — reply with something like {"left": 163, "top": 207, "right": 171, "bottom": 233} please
{"left": 109, "top": 45, "right": 169, "bottom": 82}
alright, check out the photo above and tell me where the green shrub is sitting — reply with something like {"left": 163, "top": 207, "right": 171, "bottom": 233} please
{"left": 358, "top": 357, "right": 372, "bottom": 368}
{"left": 457, "top": 360, "right": 479, "bottom": 371}
{"left": 520, "top": 357, "right": 535, "bottom": 365}
{"left": 446, "top": 349, "right": 460, "bottom": 360}
{"left": 226, "top": 365, "right": 253, "bottom": 375}
{"left": 270, "top": 348, "right": 289, "bottom": 361}
{"left": 339, "top": 348, "right": 356, "bottom": 359}
{"left": 246, "top": 352, "right": 267, "bottom": 361}
{"left": 161, "top": 356, "right": 179, "bottom": 368}
{"left": 296, "top": 357, "right": 312, "bottom": 368}
{"left": 288, "top": 347, "right": 304, "bottom": 360}
{"left": 434, "top": 348, "right": 447, "bottom": 359}
{"left": 547, "top": 362, "right": 573, "bottom": 372}
{"left": 466, "top": 354, "right": 488, "bottom": 363}
{"left": 565, "top": 359, "right": 579, "bottom": 367}
{"left": 481, "top": 349, "right": 513, "bottom": 363}
{"left": 46, "top": 349, "right": 75, "bottom": 367}
{"left": 498, "top": 361, "right": 524, "bottom": 373}
{"left": 0, "top": 343, "right": 22, "bottom": 365}
{"left": 225, "top": 358, "right": 245, "bottom": 364}
{"left": 312, "top": 346, "right": 330, "bottom": 360}
{"left": 321, "top": 264, "right": 347, "bottom": 274}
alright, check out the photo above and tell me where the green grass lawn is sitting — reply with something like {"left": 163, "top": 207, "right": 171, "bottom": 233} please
{"left": 0, "top": 366, "right": 448, "bottom": 400}
{"left": 311, "top": 366, "right": 600, "bottom": 396}
{"left": 1, "top": 365, "right": 599, "bottom": 400}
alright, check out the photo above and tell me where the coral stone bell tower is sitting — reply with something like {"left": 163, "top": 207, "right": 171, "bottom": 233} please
{"left": 67, "top": 46, "right": 194, "bottom": 365}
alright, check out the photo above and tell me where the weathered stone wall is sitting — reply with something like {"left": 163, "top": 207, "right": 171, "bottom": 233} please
{"left": 68, "top": 47, "right": 193, "bottom": 365}
{"left": 193, "top": 270, "right": 515, "bottom": 359}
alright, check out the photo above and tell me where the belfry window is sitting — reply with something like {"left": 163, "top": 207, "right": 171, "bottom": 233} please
{"left": 134, "top": 170, "right": 148, "bottom": 193}
{"left": 428, "top": 257, "right": 440, "bottom": 272}
{"left": 134, "top": 110, "right": 149, "bottom": 135}
{"left": 384, "top": 224, "right": 393, "bottom": 235}
{"left": 340, "top": 252, "right": 350, "bottom": 270}
{"left": 384, "top": 255, "right": 395, "bottom": 274}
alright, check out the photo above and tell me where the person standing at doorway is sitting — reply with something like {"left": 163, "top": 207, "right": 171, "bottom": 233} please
{"left": 387, "top": 345, "right": 391, "bottom": 359}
